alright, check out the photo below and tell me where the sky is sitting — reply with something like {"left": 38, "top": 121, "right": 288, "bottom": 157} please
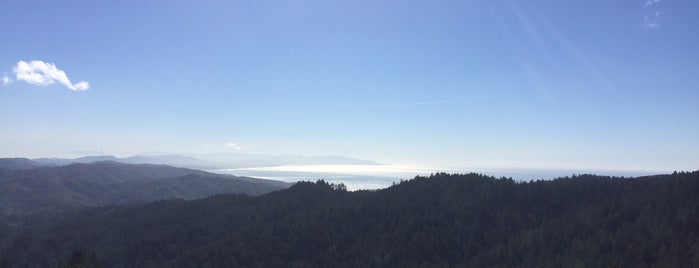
{"left": 1, "top": 0, "right": 698, "bottom": 172}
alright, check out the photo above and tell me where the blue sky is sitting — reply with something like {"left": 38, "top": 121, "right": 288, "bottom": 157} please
{"left": 1, "top": 0, "right": 698, "bottom": 172}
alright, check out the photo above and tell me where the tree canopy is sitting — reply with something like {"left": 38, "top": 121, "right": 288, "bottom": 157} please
{"left": 2, "top": 171, "right": 698, "bottom": 267}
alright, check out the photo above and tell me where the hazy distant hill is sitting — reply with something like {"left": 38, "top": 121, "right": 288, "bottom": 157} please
{"left": 120, "top": 154, "right": 215, "bottom": 169}
{"left": 3, "top": 171, "right": 697, "bottom": 267}
{"left": 27, "top": 153, "right": 379, "bottom": 170}
{"left": 197, "top": 153, "right": 380, "bottom": 168}
{"left": 32, "top": 156, "right": 120, "bottom": 166}
{"left": 0, "top": 158, "right": 43, "bottom": 170}
{"left": 0, "top": 161, "right": 289, "bottom": 220}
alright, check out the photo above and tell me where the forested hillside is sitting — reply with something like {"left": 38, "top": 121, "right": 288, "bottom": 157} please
{"left": 0, "top": 161, "right": 289, "bottom": 220}
{"left": 2, "top": 171, "right": 698, "bottom": 267}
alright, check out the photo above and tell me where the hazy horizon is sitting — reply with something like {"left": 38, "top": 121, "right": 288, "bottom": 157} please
{"left": 1, "top": 151, "right": 678, "bottom": 173}
{"left": 0, "top": 152, "right": 678, "bottom": 190}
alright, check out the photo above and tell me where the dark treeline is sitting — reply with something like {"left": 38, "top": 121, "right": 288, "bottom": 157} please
{"left": 2, "top": 171, "right": 698, "bottom": 267}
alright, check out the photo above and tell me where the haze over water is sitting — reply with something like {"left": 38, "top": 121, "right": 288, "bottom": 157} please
{"left": 214, "top": 164, "right": 665, "bottom": 190}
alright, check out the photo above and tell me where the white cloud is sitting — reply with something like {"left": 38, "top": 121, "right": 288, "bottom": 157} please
{"left": 645, "top": 0, "right": 660, "bottom": 7}
{"left": 12, "top": 60, "right": 90, "bottom": 91}
{"left": 643, "top": 11, "right": 661, "bottom": 29}
{"left": 225, "top": 142, "right": 247, "bottom": 151}
{"left": 72, "top": 81, "right": 90, "bottom": 91}
{"left": 1, "top": 76, "right": 11, "bottom": 86}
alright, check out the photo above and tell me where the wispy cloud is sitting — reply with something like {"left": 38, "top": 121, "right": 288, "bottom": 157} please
{"left": 10, "top": 60, "right": 90, "bottom": 91}
{"left": 643, "top": 11, "right": 661, "bottom": 29}
{"left": 645, "top": 0, "right": 661, "bottom": 7}
{"left": 1, "top": 75, "right": 11, "bottom": 86}
{"left": 642, "top": 0, "right": 662, "bottom": 30}
{"left": 225, "top": 142, "right": 247, "bottom": 151}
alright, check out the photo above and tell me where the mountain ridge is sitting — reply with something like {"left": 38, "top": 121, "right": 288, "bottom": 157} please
{"left": 15, "top": 153, "right": 380, "bottom": 170}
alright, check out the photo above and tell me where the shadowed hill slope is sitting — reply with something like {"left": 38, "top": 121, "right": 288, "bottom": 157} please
{"left": 0, "top": 161, "right": 289, "bottom": 219}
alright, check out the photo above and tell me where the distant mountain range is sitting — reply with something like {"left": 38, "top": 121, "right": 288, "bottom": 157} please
{"left": 194, "top": 153, "right": 381, "bottom": 168}
{"left": 28, "top": 155, "right": 215, "bottom": 170}
{"left": 0, "top": 161, "right": 290, "bottom": 221}
{"left": 3, "top": 153, "right": 379, "bottom": 170}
